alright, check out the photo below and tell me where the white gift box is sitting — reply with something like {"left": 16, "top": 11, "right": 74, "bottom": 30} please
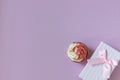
{"left": 79, "top": 42, "right": 120, "bottom": 80}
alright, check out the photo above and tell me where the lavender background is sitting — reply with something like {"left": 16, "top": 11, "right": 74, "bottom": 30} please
{"left": 1, "top": 0, "right": 120, "bottom": 80}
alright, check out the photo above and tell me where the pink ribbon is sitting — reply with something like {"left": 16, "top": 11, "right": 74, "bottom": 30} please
{"left": 87, "top": 50, "right": 119, "bottom": 79}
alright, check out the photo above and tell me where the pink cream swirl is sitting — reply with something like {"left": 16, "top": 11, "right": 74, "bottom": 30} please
{"left": 67, "top": 42, "right": 88, "bottom": 62}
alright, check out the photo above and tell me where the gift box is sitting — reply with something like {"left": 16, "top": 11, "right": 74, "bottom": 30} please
{"left": 79, "top": 42, "right": 120, "bottom": 80}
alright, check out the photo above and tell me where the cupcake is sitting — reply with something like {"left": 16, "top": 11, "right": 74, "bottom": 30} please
{"left": 67, "top": 42, "right": 88, "bottom": 62}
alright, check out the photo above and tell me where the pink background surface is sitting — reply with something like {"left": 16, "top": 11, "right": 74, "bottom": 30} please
{"left": 1, "top": 0, "right": 120, "bottom": 80}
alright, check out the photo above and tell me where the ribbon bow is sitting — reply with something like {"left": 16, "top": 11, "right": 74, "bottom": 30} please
{"left": 87, "top": 50, "right": 119, "bottom": 79}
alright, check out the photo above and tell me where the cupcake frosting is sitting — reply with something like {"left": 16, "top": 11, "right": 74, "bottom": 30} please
{"left": 67, "top": 42, "right": 88, "bottom": 62}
